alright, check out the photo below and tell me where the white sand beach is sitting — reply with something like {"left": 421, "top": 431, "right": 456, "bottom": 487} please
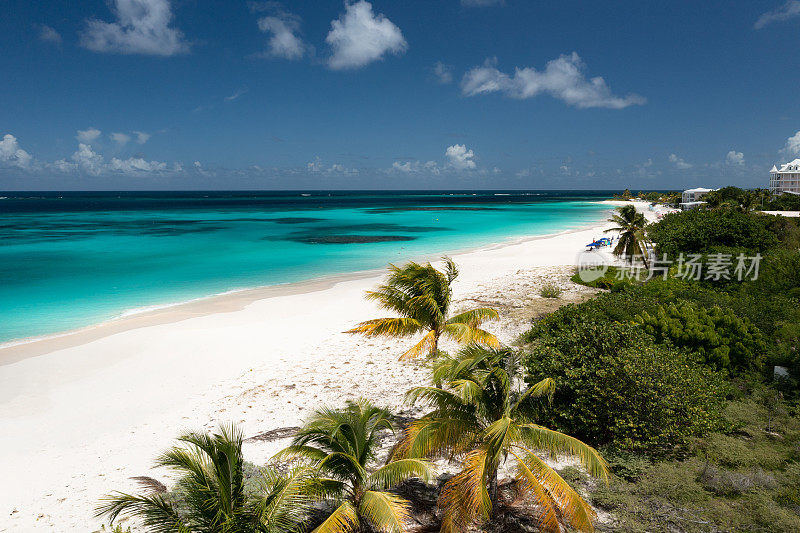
{"left": 0, "top": 201, "right": 655, "bottom": 532}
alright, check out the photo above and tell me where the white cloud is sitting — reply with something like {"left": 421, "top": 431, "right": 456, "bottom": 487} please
{"left": 39, "top": 25, "right": 62, "bottom": 45}
{"left": 461, "top": 53, "right": 646, "bottom": 109}
{"left": 755, "top": 1, "right": 800, "bottom": 29}
{"left": 111, "top": 132, "right": 131, "bottom": 145}
{"left": 108, "top": 156, "right": 167, "bottom": 173}
{"left": 133, "top": 131, "right": 151, "bottom": 144}
{"left": 392, "top": 160, "right": 440, "bottom": 174}
{"left": 432, "top": 61, "right": 453, "bottom": 84}
{"left": 669, "top": 153, "right": 692, "bottom": 170}
{"left": 782, "top": 130, "right": 800, "bottom": 156}
{"left": 80, "top": 0, "right": 190, "bottom": 56}
{"left": 726, "top": 150, "right": 745, "bottom": 166}
{"left": 446, "top": 144, "right": 476, "bottom": 170}
{"left": 0, "top": 134, "right": 33, "bottom": 169}
{"left": 76, "top": 127, "right": 102, "bottom": 143}
{"left": 326, "top": 1, "right": 407, "bottom": 70}
{"left": 224, "top": 88, "right": 248, "bottom": 102}
{"left": 71, "top": 144, "right": 105, "bottom": 175}
{"left": 53, "top": 143, "right": 169, "bottom": 176}
{"left": 307, "top": 156, "right": 323, "bottom": 172}
{"left": 258, "top": 11, "right": 306, "bottom": 60}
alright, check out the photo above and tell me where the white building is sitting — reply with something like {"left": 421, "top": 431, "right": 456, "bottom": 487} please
{"left": 769, "top": 159, "right": 800, "bottom": 195}
{"left": 680, "top": 187, "right": 715, "bottom": 209}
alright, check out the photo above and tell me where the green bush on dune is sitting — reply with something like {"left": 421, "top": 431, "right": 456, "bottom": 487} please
{"left": 637, "top": 301, "right": 766, "bottom": 372}
{"left": 522, "top": 316, "right": 726, "bottom": 455}
{"left": 647, "top": 208, "right": 778, "bottom": 257}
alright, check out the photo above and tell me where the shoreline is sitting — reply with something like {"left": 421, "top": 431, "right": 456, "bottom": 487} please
{"left": 0, "top": 200, "right": 644, "bottom": 532}
{"left": 0, "top": 209, "right": 615, "bottom": 365}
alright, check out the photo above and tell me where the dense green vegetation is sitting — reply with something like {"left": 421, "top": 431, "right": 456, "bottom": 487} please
{"left": 637, "top": 302, "right": 766, "bottom": 371}
{"left": 524, "top": 202, "right": 800, "bottom": 531}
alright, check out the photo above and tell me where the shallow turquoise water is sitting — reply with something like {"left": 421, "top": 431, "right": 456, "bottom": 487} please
{"left": 0, "top": 191, "right": 612, "bottom": 343}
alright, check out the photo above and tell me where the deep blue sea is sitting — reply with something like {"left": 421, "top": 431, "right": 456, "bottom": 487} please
{"left": 0, "top": 191, "right": 614, "bottom": 344}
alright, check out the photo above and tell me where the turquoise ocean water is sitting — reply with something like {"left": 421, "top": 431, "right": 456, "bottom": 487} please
{"left": 0, "top": 191, "right": 613, "bottom": 344}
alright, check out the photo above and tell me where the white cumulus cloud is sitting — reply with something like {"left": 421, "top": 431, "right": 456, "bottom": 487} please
{"left": 0, "top": 134, "right": 33, "bottom": 169}
{"left": 726, "top": 150, "right": 745, "bottom": 166}
{"left": 258, "top": 11, "right": 306, "bottom": 60}
{"left": 446, "top": 144, "right": 476, "bottom": 170}
{"left": 669, "top": 153, "right": 692, "bottom": 170}
{"left": 81, "top": 0, "right": 190, "bottom": 56}
{"left": 108, "top": 156, "right": 167, "bottom": 173}
{"left": 326, "top": 1, "right": 407, "bottom": 70}
{"left": 307, "top": 156, "right": 323, "bottom": 172}
{"left": 71, "top": 144, "right": 105, "bottom": 175}
{"left": 461, "top": 53, "right": 645, "bottom": 109}
{"left": 392, "top": 160, "right": 440, "bottom": 174}
{"left": 76, "top": 128, "right": 102, "bottom": 143}
{"left": 432, "top": 61, "right": 453, "bottom": 84}
{"left": 53, "top": 143, "right": 169, "bottom": 176}
{"left": 111, "top": 132, "right": 131, "bottom": 145}
{"left": 133, "top": 131, "right": 151, "bottom": 144}
{"left": 782, "top": 130, "right": 800, "bottom": 156}
{"left": 755, "top": 1, "right": 800, "bottom": 29}
{"left": 39, "top": 25, "right": 62, "bottom": 45}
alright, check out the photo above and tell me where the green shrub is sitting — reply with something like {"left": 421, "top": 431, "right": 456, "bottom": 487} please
{"left": 647, "top": 209, "right": 779, "bottom": 257}
{"left": 636, "top": 301, "right": 766, "bottom": 372}
{"left": 538, "top": 283, "right": 562, "bottom": 298}
{"left": 522, "top": 318, "right": 727, "bottom": 454}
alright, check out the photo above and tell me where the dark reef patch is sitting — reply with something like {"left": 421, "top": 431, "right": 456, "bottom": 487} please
{"left": 290, "top": 235, "right": 417, "bottom": 244}
{"left": 270, "top": 217, "right": 327, "bottom": 224}
{"left": 367, "top": 206, "right": 497, "bottom": 214}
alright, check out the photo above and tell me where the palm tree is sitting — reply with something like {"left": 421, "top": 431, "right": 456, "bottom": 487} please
{"left": 393, "top": 345, "right": 609, "bottom": 533}
{"left": 346, "top": 258, "right": 500, "bottom": 360}
{"left": 605, "top": 205, "right": 650, "bottom": 268}
{"left": 274, "top": 399, "right": 433, "bottom": 533}
{"left": 96, "top": 425, "right": 317, "bottom": 533}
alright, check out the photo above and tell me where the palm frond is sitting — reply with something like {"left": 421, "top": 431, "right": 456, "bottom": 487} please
{"left": 450, "top": 378, "right": 485, "bottom": 406}
{"left": 446, "top": 308, "right": 499, "bottom": 328}
{"left": 364, "top": 286, "right": 414, "bottom": 316}
{"left": 393, "top": 416, "right": 479, "bottom": 460}
{"left": 438, "top": 448, "right": 492, "bottom": 533}
{"left": 271, "top": 445, "right": 329, "bottom": 466}
{"left": 368, "top": 459, "right": 433, "bottom": 490}
{"left": 518, "top": 425, "right": 610, "bottom": 482}
{"left": 510, "top": 446, "right": 596, "bottom": 533}
{"left": 95, "top": 492, "right": 190, "bottom": 533}
{"left": 443, "top": 323, "right": 501, "bottom": 347}
{"left": 507, "top": 449, "right": 561, "bottom": 533}
{"left": 358, "top": 490, "right": 411, "bottom": 533}
{"left": 344, "top": 317, "right": 424, "bottom": 338}
{"left": 482, "top": 417, "right": 520, "bottom": 465}
{"left": 442, "top": 256, "right": 459, "bottom": 284}
{"left": 313, "top": 501, "right": 359, "bottom": 533}
{"left": 256, "top": 465, "right": 320, "bottom": 533}
{"left": 513, "top": 377, "right": 556, "bottom": 410}
{"left": 399, "top": 329, "right": 437, "bottom": 360}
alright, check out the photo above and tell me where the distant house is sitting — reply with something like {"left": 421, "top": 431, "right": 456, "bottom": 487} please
{"left": 680, "top": 187, "right": 715, "bottom": 209}
{"left": 770, "top": 159, "right": 800, "bottom": 195}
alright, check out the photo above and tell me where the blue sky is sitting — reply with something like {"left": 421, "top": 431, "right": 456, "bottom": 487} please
{"left": 1, "top": 0, "right": 799, "bottom": 190}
